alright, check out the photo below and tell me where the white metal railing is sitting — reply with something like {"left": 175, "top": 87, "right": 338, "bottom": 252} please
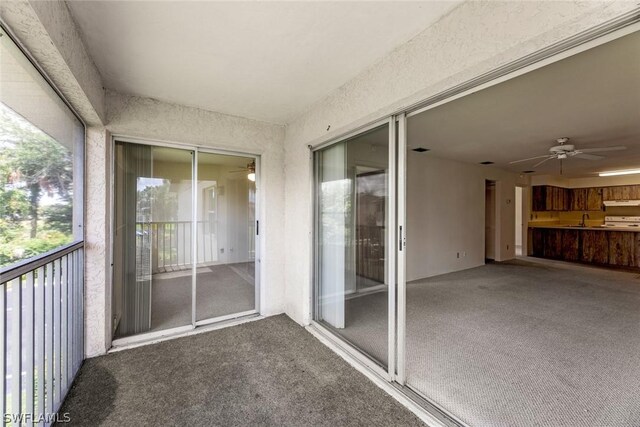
{"left": 141, "top": 221, "right": 218, "bottom": 273}
{"left": 0, "top": 242, "right": 84, "bottom": 426}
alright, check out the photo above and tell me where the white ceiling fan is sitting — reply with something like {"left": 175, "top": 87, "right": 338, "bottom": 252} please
{"left": 510, "top": 137, "right": 627, "bottom": 168}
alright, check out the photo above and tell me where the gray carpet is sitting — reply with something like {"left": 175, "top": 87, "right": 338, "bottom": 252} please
{"left": 150, "top": 262, "right": 255, "bottom": 331}
{"left": 59, "top": 315, "right": 424, "bottom": 427}
{"left": 342, "top": 259, "right": 640, "bottom": 426}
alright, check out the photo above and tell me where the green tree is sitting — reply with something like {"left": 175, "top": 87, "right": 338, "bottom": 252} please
{"left": 0, "top": 106, "right": 72, "bottom": 238}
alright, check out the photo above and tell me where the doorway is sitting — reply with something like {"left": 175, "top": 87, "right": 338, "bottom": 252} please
{"left": 485, "top": 180, "right": 496, "bottom": 261}
{"left": 515, "top": 186, "right": 524, "bottom": 256}
{"left": 112, "top": 140, "right": 259, "bottom": 342}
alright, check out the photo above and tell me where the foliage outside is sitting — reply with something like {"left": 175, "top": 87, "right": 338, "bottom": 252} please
{"left": 0, "top": 103, "right": 74, "bottom": 268}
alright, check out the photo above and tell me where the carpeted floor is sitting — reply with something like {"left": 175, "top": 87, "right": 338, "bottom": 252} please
{"left": 59, "top": 315, "right": 424, "bottom": 427}
{"left": 341, "top": 258, "right": 640, "bottom": 426}
{"left": 149, "top": 262, "right": 255, "bottom": 331}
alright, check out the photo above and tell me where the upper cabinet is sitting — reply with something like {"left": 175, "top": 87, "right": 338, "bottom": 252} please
{"left": 533, "top": 185, "right": 602, "bottom": 211}
{"left": 602, "top": 185, "right": 640, "bottom": 201}
{"left": 585, "top": 187, "right": 603, "bottom": 211}
{"left": 532, "top": 185, "right": 570, "bottom": 211}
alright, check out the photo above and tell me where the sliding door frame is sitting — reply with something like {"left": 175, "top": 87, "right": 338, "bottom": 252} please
{"left": 307, "top": 12, "right": 640, "bottom": 426}
{"left": 310, "top": 117, "right": 397, "bottom": 381}
{"left": 109, "top": 135, "right": 261, "bottom": 347}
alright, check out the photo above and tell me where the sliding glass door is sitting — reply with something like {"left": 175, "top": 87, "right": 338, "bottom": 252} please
{"left": 195, "top": 152, "right": 257, "bottom": 323}
{"left": 112, "top": 140, "right": 258, "bottom": 341}
{"left": 313, "top": 120, "right": 395, "bottom": 370}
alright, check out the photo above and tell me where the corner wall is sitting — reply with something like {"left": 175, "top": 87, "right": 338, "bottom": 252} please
{"left": 406, "top": 155, "right": 526, "bottom": 281}
{"left": 283, "top": 1, "right": 638, "bottom": 325}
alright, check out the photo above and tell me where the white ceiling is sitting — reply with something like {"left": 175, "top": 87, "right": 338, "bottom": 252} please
{"left": 66, "top": 1, "right": 462, "bottom": 124}
{"left": 407, "top": 30, "right": 640, "bottom": 178}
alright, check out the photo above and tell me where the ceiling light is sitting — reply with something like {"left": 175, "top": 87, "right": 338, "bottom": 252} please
{"left": 598, "top": 169, "right": 640, "bottom": 177}
{"left": 248, "top": 172, "right": 256, "bottom": 182}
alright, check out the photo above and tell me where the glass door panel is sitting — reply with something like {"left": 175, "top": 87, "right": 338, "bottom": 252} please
{"left": 314, "top": 123, "right": 391, "bottom": 367}
{"left": 195, "top": 152, "right": 256, "bottom": 322}
{"left": 113, "top": 142, "right": 193, "bottom": 338}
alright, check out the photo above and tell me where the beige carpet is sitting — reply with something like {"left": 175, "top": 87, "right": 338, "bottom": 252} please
{"left": 340, "top": 259, "right": 640, "bottom": 426}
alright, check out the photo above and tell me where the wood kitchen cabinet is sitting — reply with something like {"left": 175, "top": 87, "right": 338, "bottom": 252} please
{"left": 602, "top": 185, "right": 640, "bottom": 201}
{"left": 571, "top": 188, "right": 587, "bottom": 211}
{"left": 561, "top": 230, "right": 580, "bottom": 261}
{"left": 579, "top": 230, "right": 609, "bottom": 264}
{"left": 532, "top": 186, "right": 546, "bottom": 211}
{"left": 530, "top": 227, "right": 640, "bottom": 268}
{"left": 608, "top": 231, "right": 636, "bottom": 266}
{"left": 543, "top": 229, "right": 563, "bottom": 259}
{"left": 532, "top": 186, "right": 570, "bottom": 211}
{"left": 585, "top": 187, "right": 603, "bottom": 211}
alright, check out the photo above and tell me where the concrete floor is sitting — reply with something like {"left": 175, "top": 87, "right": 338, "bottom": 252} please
{"left": 60, "top": 315, "right": 423, "bottom": 426}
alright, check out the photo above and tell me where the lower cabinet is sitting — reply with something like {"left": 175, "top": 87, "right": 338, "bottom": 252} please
{"left": 529, "top": 228, "right": 638, "bottom": 267}
{"left": 561, "top": 230, "right": 580, "bottom": 261}
{"left": 580, "top": 230, "right": 609, "bottom": 265}
{"left": 608, "top": 231, "right": 636, "bottom": 267}
{"left": 543, "top": 229, "right": 563, "bottom": 259}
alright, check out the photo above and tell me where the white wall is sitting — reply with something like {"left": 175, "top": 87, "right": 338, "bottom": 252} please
{"left": 283, "top": 1, "right": 636, "bottom": 325}
{"left": 406, "top": 155, "right": 525, "bottom": 281}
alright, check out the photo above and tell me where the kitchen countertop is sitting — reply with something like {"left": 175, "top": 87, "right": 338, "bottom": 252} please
{"left": 528, "top": 224, "right": 640, "bottom": 232}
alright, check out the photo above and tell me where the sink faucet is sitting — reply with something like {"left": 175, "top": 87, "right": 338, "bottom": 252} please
{"left": 580, "top": 212, "right": 590, "bottom": 227}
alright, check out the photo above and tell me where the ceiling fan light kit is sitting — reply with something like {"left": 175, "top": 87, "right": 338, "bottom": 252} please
{"left": 509, "top": 137, "right": 627, "bottom": 172}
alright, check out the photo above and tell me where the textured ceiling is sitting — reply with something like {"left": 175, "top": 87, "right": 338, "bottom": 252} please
{"left": 67, "top": 1, "right": 462, "bottom": 124}
{"left": 407, "top": 30, "right": 640, "bottom": 178}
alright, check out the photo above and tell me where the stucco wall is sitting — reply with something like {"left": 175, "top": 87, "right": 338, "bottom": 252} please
{"left": 283, "top": 1, "right": 639, "bottom": 325}
{"left": 84, "top": 127, "right": 111, "bottom": 356}
{"left": 0, "top": 0, "right": 105, "bottom": 125}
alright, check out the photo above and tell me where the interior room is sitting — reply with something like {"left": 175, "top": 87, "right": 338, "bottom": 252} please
{"left": 399, "top": 29, "right": 640, "bottom": 426}
{"left": 112, "top": 143, "right": 257, "bottom": 338}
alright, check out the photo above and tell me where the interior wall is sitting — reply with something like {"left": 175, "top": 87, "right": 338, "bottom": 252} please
{"left": 283, "top": 1, "right": 636, "bottom": 325}
{"left": 406, "top": 155, "right": 526, "bottom": 282}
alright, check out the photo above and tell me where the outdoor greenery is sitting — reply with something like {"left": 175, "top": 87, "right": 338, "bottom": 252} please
{"left": 0, "top": 104, "right": 74, "bottom": 268}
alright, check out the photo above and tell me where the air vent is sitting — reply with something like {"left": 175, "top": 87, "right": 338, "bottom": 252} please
{"left": 412, "top": 147, "right": 429, "bottom": 153}
{"left": 479, "top": 161, "right": 494, "bottom": 165}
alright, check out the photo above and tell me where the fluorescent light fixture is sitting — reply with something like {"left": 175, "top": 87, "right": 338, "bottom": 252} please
{"left": 247, "top": 172, "right": 256, "bottom": 182}
{"left": 598, "top": 169, "right": 640, "bottom": 177}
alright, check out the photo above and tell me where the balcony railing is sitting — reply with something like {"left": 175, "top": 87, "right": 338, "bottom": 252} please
{"left": 138, "top": 221, "right": 218, "bottom": 274}
{"left": 0, "top": 242, "right": 84, "bottom": 425}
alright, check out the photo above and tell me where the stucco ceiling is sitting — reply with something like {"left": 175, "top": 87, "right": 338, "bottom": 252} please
{"left": 407, "top": 30, "right": 640, "bottom": 178}
{"left": 66, "top": 1, "right": 462, "bottom": 124}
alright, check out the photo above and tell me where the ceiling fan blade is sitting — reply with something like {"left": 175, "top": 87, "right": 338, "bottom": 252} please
{"left": 579, "top": 146, "right": 626, "bottom": 153}
{"left": 509, "top": 155, "right": 551, "bottom": 164}
{"left": 573, "top": 153, "right": 604, "bottom": 160}
{"left": 532, "top": 157, "right": 554, "bottom": 168}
